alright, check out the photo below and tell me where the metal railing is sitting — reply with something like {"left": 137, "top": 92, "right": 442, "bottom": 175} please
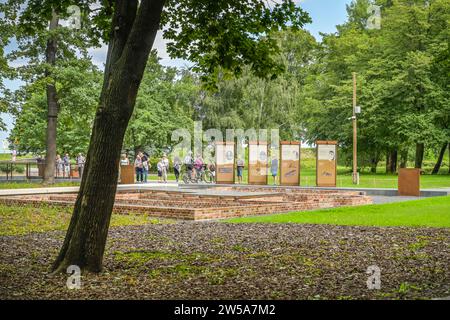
{"left": 0, "top": 159, "right": 82, "bottom": 181}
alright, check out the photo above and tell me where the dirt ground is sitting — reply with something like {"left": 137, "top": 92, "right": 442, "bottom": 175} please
{"left": 0, "top": 222, "right": 449, "bottom": 300}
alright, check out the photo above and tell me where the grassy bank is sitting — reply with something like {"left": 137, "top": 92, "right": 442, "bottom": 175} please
{"left": 226, "top": 196, "right": 450, "bottom": 228}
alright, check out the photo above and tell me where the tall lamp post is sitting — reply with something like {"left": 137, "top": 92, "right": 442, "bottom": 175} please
{"left": 352, "top": 72, "right": 359, "bottom": 185}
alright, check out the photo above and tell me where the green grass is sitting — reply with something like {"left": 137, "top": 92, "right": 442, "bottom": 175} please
{"left": 225, "top": 196, "right": 450, "bottom": 228}
{"left": 330, "top": 172, "right": 450, "bottom": 189}
{"left": 239, "top": 168, "right": 450, "bottom": 189}
{"left": 0, "top": 181, "right": 81, "bottom": 189}
{"left": 0, "top": 204, "right": 172, "bottom": 236}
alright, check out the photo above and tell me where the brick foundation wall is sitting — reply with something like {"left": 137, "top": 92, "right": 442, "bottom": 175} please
{"left": 0, "top": 187, "right": 372, "bottom": 220}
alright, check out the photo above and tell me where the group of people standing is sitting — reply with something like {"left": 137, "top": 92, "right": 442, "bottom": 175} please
{"left": 55, "top": 153, "right": 85, "bottom": 178}
{"left": 182, "top": 152, "right": 215, "bottom": 181}
{"left": 129, "top": 152, "right": 170, "bottom": 183}
{"left": 121, "top": 151, "right": 279, "bottom": 185}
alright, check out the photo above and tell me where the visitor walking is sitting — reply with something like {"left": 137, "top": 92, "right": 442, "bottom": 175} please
{"left": 184, "top": 151, "right": 194, "bottom": 179}
{"left": 141, "top": 152, "right": 149, "bottom": 183}
{"left": 157, "top": 158, "right": 163, "bottom": 183}
{"left": 194, "top": 155, "right": 204, "bottom": 179}
{"left": 56, "top": 154, "right": 64, "bottom": 177}
{"left": 162, "top": 154, "right": 169, "bottom": 183}
{"left": 236, "top": 157, "right": 245, "bottom": 184}
{"left": 271, "top": 156, "right": 279, "bottom": 185}
{"left": 173, "top": 156, "right": 181, "bottom": 182}
{"left": 134, "top": 154, "right": 143, "bottom": 182}
{"left": 63, "top": 153, "right": 71, "bottom": 178}
{"left": 76, "top": 153, "right": 86, "bottom": 178}
{"left": 208, "top": 162, "right": 216, "bottom": 180}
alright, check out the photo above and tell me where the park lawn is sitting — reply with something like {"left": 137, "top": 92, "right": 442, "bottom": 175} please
{"left": 331, "top": 173, "right": 450, "bottom": 189}
{"left": 0, "top": 204, "right": 173, "bottom": 236}
{"left": 246, "top": 169, "right": 450, "bottom": 189}
{"left": 0, "top": 181, "right": 81, "bottom": 189}
{"left": 225, "top": 196, "right": 450, "bottom": 228}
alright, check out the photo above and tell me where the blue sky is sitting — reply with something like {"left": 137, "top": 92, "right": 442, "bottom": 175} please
{"left": 0, "top": 0, "right": 353, "bottom": 151}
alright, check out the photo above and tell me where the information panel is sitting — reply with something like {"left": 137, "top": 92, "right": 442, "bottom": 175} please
{"left": 316, "top": 141, "right": 337, "bottom": 187}
{"left": 248, "top": 142, "right": 268, "bottom": 185}
{"left": 398, "top": 168, "right": 420, "bottom": 196}
{"left": 120, "top": 164, "right": 135, "bottom": 184}
{"left": 280, "top": 141, "right": 300, "bottom": 186}
{"left": 215, "top": 142, "right": 235, "bottom": 184}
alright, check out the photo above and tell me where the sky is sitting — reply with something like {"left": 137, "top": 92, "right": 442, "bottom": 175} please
{"left": 0, "top": 0, "right": 352, "bottom": 152}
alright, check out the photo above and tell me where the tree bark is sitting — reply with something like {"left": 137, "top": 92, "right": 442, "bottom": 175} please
{"left": 389, "top": 149, "right": 398, "bottom": 173}
{"left": 399, "top": 149, "right": 408, "bottom": 168}
{"left": 385, "top": 151, "right": 391, "bottom": 173}
{"left": 415, "top": 142, "right": 425, "bottom": 169}
{"left": 431, "top": 142, "right": 448, "bottom": 174}
{"left": 43, "top": 10, "right": 60, "bottom": 185}
{"left": 52, "top": 0, "right": 166, "bottom": 273}
{"left": 369, "top": 152, "right": 379, "bottom": 173}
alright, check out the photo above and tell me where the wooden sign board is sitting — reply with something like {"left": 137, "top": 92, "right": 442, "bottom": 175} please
{"left": 316, "top": 141, "right": 337, "bottom": 187}
{"left": 215, "top": 142, "right": 235, "bottom": 184}
{"left": 248, "top": 142, "right": 268, "bottom": 185}
{"left": 280, "top": 141, "right": 300, "bottom": 186}
{"left": 120, "top": 164, "right": 135, "bottom": 184}
{"left": 398, "top": 168, "right": 420, "bottom": 196}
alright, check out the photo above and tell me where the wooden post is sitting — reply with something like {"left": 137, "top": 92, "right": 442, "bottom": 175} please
{"left": 352, "top": 72, "right": 358, "bottom": 185}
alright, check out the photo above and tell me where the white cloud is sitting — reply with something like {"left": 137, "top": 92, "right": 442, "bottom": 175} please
{"left": 88, "top": 30, "right": 190, "bottom": 70}
{"left": 88, "top": 44, "right": 108, "bottom": 69}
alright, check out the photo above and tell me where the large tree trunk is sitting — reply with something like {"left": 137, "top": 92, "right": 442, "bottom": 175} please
{"left": 431, "top": 142, "right": 448, "bottom": 174}
{"left": 389, "top": 149, "right": 398, "bottom": 173}
{"left": 415, "top": 142, "right": 425, "bottom": 169}
{"left": 385, "top": 149, "right": 397, "bottom": 173}
{"left": 399, "top": 148, "right": 408, "bottom": 168}
{"left": 52, "top": 0, "right": 166, "bottom": 273}
{"left": 43, "top": 10, "right": 59, "bottom": 185}
{"left": 369, "top": 152, "right": 379, "bottom": 173}
{"left": 385, "top": 151, "right": 391, "bottom": 173}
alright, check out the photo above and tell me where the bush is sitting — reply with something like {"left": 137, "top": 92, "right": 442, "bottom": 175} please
{"left": 0, "top": 164, "right": 25, "bottom": 174}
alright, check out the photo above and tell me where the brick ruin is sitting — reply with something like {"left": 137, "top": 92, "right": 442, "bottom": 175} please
{"left": 0, "top": 186, "right": 372, "bottom": 220}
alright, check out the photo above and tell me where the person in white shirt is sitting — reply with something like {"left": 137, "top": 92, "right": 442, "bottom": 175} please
{"left": 184, "top": 151, "right": 193, "bottom": 179}
{"left": 76, "top": 153, "right": 86, "bottom": 178}
{"left": 162, "top": 154, "right": 169, "bottom": 183}
{"left": 120, "top": 154, "right": 130, "bottom": 165}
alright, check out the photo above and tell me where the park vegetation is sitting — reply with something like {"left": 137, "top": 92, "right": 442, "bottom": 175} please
{"left": 0, "top": 0, "right": 448, "bottom": 273}
{"left": 2, "top": 0, "right": 449, "bottom": 174}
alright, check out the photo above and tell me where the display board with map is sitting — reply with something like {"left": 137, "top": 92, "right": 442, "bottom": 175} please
{"left": 316, "top": 141, "right": 337, "bottom": 187}
{"left": 280, "top": 141, "right": 300, "bottom": 186}
{"left": 248, "top": 141, "right": 268, "bottom": 185}
{"left": 215, "top": 142, "right": 235, "bottom": 184}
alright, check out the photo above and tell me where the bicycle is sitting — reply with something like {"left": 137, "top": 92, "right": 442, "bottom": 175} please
{"left": 181, "top": 164, "right": 215, "bottom": 184}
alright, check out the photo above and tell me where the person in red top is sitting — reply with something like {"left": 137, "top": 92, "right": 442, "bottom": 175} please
{"left": 194, "top": 155, "right": 204, "bottom": 179}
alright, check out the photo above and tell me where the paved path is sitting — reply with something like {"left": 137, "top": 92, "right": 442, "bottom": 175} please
{"left": 371, "top": 195, "right": 422, "bottom": 204}
{"left": 0, "top": 182, "right": 448, "bottom": 201}
{"left": 0, "top": 182, "right": 178, "bottom": 196}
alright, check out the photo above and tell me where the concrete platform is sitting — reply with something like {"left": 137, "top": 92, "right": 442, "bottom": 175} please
{"left": 180, "top": 183, "right": 450, "bottom": 197}
{"left": 1, "top": 182, "right": 449, "bottom": 198}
